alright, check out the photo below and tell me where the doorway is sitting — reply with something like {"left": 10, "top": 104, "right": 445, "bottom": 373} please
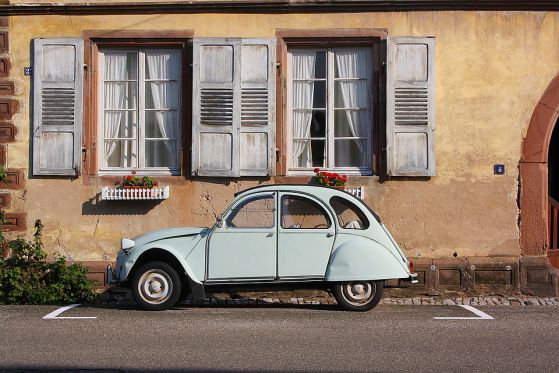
{"left": 548, "top": 119, "right": 559, "bottom": 267}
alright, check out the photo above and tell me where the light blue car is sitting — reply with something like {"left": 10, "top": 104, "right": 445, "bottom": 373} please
{"left": 112, "top": 185, "right": 417, "bottom": 311}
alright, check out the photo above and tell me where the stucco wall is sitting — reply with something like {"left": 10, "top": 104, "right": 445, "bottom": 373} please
{"left": 7, "top": 11, "right": 559, "bottom": 261}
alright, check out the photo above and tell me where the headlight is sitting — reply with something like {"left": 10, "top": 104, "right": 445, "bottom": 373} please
{"left": 121, "top": 238, "right": 135, "bottom": 253}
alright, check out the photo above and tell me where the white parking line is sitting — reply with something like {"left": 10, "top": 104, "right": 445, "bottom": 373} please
{"left": 434, "top": 304, "right": 494, "bottom": 320}
{"left": 42, "top": 304, "right": 97, "bottom": 320}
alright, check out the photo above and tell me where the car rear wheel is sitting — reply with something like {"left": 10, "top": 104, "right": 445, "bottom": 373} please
{"left": 332, "top": 280, "right": 383, "bottom": 312}
{"left": 131, "top": 261, "right": 182, "bottom": 311}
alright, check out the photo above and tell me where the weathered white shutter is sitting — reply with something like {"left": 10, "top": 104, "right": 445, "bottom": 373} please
{"left": 192, "top": 38, "right": 275, "bottom": 177}
{"left": 386, "top": 37, "right": 435, "bottom": 177}
{"left": 33, "top": 38, "right": 84, "bottom": 176}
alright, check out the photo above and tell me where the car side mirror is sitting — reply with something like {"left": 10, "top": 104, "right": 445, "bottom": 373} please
{"left": 216, "top": 214, "right": 224, "bottom": 228}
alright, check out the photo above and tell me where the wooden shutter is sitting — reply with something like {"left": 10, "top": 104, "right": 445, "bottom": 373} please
{"left": 192, "top": 38, "right": 275, "bottom": 177}
{"left": 386, "top": 37, "right": 435, "bottom": 177}
{"left": 33, "top": 38, "right": 84, "bottom": 176}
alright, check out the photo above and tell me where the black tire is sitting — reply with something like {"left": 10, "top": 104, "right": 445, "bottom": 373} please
{"left": 131, "top": 261, "right": 182, "bottom": 311}
{"left": 332, "top": 280, "right": 384, "bottom": 312}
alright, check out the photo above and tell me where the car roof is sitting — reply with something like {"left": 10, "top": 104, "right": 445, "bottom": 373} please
{"left": 234, "top": 184, "right": 382, "bottom": 223}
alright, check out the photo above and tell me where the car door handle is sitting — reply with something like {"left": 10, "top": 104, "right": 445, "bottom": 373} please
{"left": 326, "top": 233, "right": 334, "bottom": 237}
{"left": 266, "top": 232, "right": 274, "bottom": 237}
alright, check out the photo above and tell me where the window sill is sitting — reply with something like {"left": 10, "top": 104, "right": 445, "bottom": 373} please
{"left": 101, "top": 186, "right": 170, "bottom": 200}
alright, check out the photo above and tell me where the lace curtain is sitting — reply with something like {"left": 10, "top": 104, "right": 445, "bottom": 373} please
{"left": 292, "top": 51, "right": 316, "bottom": 168}
{"left": 103, "top": 52, "right": 129, "bottom": 167}
{"left": 145, "top": 52, "right": 179, "bottom": 167}
{"left": 334, "top": 49, "right": 370, "bottom": 166}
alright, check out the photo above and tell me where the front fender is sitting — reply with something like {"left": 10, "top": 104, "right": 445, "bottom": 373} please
{"left": 121, "top": 244, "right": 202, "bottom": 285}
{"left": 325, "top": 238, "right": 409, "bottom": 282}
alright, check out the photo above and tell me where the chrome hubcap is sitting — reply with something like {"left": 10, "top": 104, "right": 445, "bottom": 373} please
{"left": 342, "top": 281, "right": 374, "bottom": 306}
{"left": 138, "top": 269, "right": 173, "bottom": 305}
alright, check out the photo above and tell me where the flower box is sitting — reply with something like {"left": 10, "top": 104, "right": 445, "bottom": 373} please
{"left": 101, "top": 186, "right": 170, "bottom": 201}
{"left": 344, "top": 186, "right": 365, "bottom": 199}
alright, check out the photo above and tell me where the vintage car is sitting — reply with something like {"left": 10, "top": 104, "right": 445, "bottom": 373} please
{"left": 111, "top": 185, "right": 417, "bottom": 311}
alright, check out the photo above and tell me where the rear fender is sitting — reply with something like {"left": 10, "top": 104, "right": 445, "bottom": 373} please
{"left": 325, "top": 239, "right": 409, "bottom": 282}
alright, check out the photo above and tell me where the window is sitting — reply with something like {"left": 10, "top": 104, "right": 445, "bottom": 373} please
{"left": 281, "top": 195, "right": 331, "bottom": 229}
{"left": 288, "top": 47, "right": 373, "bottom": 174}
{"left": 226, "top": 194, "right": 275, "bottom": 228}
{"left": 330, "top": 196, "right": 369, "bottom": 230}
{"left": 98, "top": 48, "right": 181, "bottom": 174}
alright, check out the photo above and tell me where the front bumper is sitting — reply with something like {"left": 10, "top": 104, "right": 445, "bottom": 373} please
{"left": 106, "top": 264, "right": 119, "bottom": 285}
{"left": 107, "top": 249, "right": 131, "bottom": 285}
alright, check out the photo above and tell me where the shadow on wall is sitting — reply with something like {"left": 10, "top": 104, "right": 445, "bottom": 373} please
{"left": 81, "top": 193, "right": 163, "bottom": 215}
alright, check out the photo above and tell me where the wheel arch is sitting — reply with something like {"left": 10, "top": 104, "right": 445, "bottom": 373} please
{"left": 128, "top": 247, "right": 202, "bottom": 286}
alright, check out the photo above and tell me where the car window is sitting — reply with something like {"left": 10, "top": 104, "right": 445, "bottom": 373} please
{"left": 281, "top": 195, "right": 331, "bottom": 229}
{"left": 329, "top": 196, "right": 370, "bottom": 230}
{"left": 226, "top": 194, "right": 275, "bottom": 228}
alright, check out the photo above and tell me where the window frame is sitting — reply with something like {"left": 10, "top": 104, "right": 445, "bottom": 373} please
{"left": 276, "top": 29, "right": 385, "bottom": 177}
{"left": 83, "top": 31, "right": 192, "bottom": 177}
{"left": 97, "top": 47, "right": 182, "bottom": 175}
{"left": 280, "top": 194, "right": 332, "bottom": 230}
{"left": 225, "top": 193, "right": 276, "bottom": 229}
{"left": 286, "top": 46, "right": 374, "bottom": 174}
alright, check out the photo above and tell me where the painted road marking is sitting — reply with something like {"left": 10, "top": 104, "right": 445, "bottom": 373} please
{"left": 42, "top": 304, "right": 97, "bottom": 320}
{"left": 434, "top": 305, "right": 494, "bottom": 320}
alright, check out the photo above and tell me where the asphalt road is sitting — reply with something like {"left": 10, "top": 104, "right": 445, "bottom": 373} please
{"left": 1, "top": 303, "right": 559, "bottom": 372}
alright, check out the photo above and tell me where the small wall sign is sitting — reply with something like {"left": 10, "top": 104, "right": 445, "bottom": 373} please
{"left": 24, "top": 67, "right": 33, "bottom": 76}
{"left": 494, "top": 164, "right": 505, "bottom": 175}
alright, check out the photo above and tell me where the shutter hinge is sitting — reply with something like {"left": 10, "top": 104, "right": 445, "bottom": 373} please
{"left": 83, "top": 64, "right": 88, "bottom": 79}
{"left": 275, "top": 147, "right": 280, "bottom": 162}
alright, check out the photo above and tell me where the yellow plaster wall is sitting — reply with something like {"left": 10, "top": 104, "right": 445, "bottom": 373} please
{"left": 8, "top": 11, "right": 559, "bottom": 260}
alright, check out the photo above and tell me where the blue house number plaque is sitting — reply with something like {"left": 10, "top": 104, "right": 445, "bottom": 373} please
{"left": 494, "top": 164, "right": 505, "bottom": 175}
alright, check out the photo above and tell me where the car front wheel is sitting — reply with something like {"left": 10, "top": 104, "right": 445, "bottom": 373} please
{"left": 131, "top": 261, "right": 182, "bottom": 311}
{"left": 332, "top": 280, "right": 383, "bottom": 312}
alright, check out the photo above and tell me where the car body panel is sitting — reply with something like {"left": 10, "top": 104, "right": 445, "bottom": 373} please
{"left": 115, "top": 185, "right": 413, "bottom": 291}
{"left": 207, "top": 228, "right": 277, "bottom": 281}
{"left": 277, "top": 191, "right": 336, "bottom": 278}
{"left": 117, "top": 232, "right": 207, "bottom": 284}
{"left": 325, "top": 234, "right": 408, "bottom": 281}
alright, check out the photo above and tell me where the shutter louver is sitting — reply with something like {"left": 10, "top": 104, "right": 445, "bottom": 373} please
{"left": 192, "top": 38, "right": 275, "bottom": 177}
{"left": 200, "top": 88, "right": 234, "bottom": 126}
{"left": 241, "top": 88, "right": 269, "bottom": 126}
{"left": 33, "top": 38, "right": 84, "bottom": 176}
{"left": 387, "top": 37, "right": 435, "bottom": 177}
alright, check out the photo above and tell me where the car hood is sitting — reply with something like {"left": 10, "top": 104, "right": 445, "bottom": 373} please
{"left": 131, "top": 227, "right": 210, "bottom": 247}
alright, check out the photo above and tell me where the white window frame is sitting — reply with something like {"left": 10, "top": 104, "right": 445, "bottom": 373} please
{"left": 97, "top": 47, "right": 182, "bottom": 176}
{"left": 286, "top": 47, "right": 373, "bottom": 176}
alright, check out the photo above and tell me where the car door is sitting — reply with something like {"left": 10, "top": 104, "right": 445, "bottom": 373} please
{"left": 206, "top": 192, "right": 277, "bottom": 282}
{"left": 277, "top": 192, "right": 336, "bottom": 279}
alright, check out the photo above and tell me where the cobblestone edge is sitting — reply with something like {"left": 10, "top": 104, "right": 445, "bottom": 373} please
{"left": 101, "top": 289, "right": 559, "bottom": 307}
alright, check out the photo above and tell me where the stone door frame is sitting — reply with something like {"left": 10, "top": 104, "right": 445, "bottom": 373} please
{"left": 520, "top": 74, "right": 559, "bottom": 256}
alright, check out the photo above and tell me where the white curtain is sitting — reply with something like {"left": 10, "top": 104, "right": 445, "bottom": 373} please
{"left": 146, "top": 52, "right": 178, "bottom": 167}
{"left": 335, "top": 49, "right": 370, "bottom": 166}
{"left": 292, "top": 51, "right": 316, "bottom": 168}
{"left": 103, "top": 52, "right": 128, "bottom": 166}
